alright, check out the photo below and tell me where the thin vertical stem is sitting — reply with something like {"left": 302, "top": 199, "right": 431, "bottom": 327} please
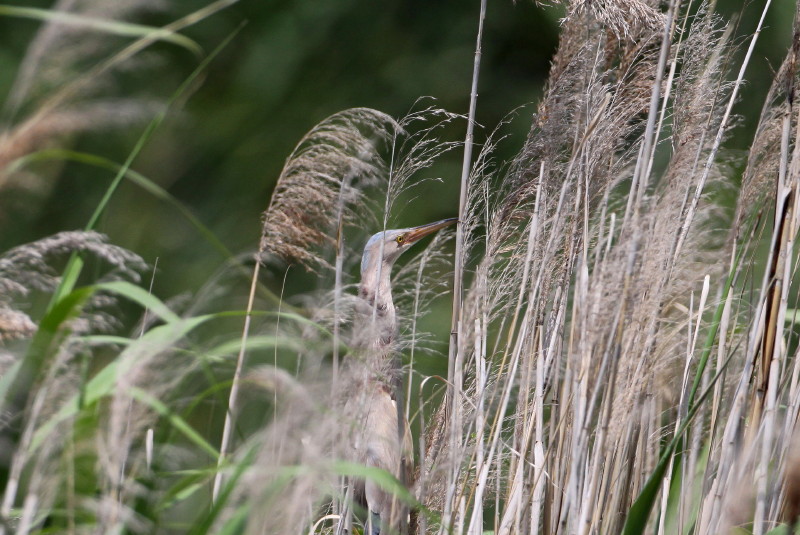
{"left": 212, "top": 258, "right": 261, "bottom": 502}
{"left": 444, "top": 0, "right": 486, "bottom": 530}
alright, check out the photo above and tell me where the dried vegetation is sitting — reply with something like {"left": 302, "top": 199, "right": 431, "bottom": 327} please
{"left": 1, "top": 1, "right": 800, "bottom": 535}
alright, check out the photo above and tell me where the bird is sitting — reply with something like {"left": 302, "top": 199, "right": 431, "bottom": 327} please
{"left": 350, "top": 217, "right": 457, "bottom": 535}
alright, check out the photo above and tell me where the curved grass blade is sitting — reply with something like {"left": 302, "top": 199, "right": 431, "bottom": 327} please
{"left": 0, "top": 5, "right": 202, "bottom": 56}
{"left": 8, "top": 149, "right": 303, "bottom": 310}
{"left": 94, "top": 280, "right": 181, "bottom": 323}
{"left": 7, "top": 149, "right": 233, "bottom": 260}
{"left": 216, "top": 504, "right": 250, "bottom": 535}
{"left": 327, "top": 461, "right": 418, "bottom": 508}
{"left": 205, "top": 335, "right": 300, "bottom": 362}
{"left": 48, "top": 26, "right": 242, "bottom": 310}
{"left": 621, "top": 310, "right": 738, "bottom": 535}
{"left": 27, "top": 306, "right": 305, "bottom": 454}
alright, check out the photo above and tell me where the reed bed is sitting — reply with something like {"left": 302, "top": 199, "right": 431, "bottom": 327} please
{"left": 0, "top": 1, "right": 799, "bottom": 534}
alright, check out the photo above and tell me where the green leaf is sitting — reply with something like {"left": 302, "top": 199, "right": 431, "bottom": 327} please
{"left": 9, "top": 149, "right": 300, "bottom": 310}
{"left": 0, "top": 360, "right": 22, "bottom": 414}
{"left": 326, "top": 461, "right": 418, "bottom": 507}
{"left": 205, "top": 335, "right": 298, "bottom": 362}
{"left": 94, "top": 280, "right": 180, "bottom": 323}
{"left": 765, "top": 525, "right": 790, "bottom": 535}
{"left": 158, "top": 477, "right": 207, "bottom": 512}
{"left": 79, "top": 335, "right": 132, "bottom": 346}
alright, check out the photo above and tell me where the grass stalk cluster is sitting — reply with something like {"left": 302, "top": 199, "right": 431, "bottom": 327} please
{"left": 1, "top": 1, "right": 799, "bottom": 534}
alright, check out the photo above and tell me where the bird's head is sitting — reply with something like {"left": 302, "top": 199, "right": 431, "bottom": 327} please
{"left": 360, "top": 218, "right": 457, "bottom": 277}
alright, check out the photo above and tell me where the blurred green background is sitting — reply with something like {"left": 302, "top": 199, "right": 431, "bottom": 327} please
{"left": 0, "top": 0, "right": 794, "bottom": 315}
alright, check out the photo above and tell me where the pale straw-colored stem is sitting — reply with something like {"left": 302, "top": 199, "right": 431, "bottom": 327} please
{"left": 673, "top": 0, "right": 773, "bottom": 259}
{"left": 754, "top": 65, "right": 800, "bottom": 535}
{"left": 443, "top": 0, "right": 486, "bottom": 531}
{"left": 466, "top": 315, "right": 487, "bottom": 535}
{"left": 630, "top": 0, "right": 678, "bottom": 211}
{"left": 212, "top": 259, "right": 260, "bottom": 502}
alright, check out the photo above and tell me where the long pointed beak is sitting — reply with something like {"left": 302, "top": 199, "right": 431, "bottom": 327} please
{"left": 405, "top": 217, "right": 458, "bottom": 244}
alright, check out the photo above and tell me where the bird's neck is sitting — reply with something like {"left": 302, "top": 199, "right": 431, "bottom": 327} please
{"left": 360, "top": 260, "right": 394, "bottom": 311}
{"left": 359, "top": 261, "right": 397, "bottom": 349}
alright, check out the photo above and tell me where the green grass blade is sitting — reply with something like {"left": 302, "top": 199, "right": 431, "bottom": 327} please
{"left": 78, "top": 334, "right": 133, "bottom": 346}
{"left": 686, "top": 257, "right": 739, "bottom": 409}
{"left": 622, "top": 339, "right": 738, "bottom": 535}
{"left": 0, "top": 5, "right": 202, "bottom": 56}
{"left": 159, "top": 481, "right": 205, "bottom": 512}
{"left": 216, "top": 504, "right": 250, "bottom": 535}
{"left": 94, "top": 280, "right": 180, "bottom": 323}
{"left": 8, "top": 149, "right": 234, "bottom": 260}
{"left": 29, "top": 315, "right": 214, "bottom": 452}
{"left": 205, "top": 335, "right": 300, "bottom": 362}
{"left": 327, "top": 461, "right": 418, "bottom": 507}
{"left": 765, "top": 525, "right": 792, "bottom": 535}
{"left": 8, "top": 148, "right": 299, "bottom": 310}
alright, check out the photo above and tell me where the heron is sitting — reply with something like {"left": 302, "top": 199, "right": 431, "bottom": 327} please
{"left": 350, "top": 217, "right": 457, "bottom": 535}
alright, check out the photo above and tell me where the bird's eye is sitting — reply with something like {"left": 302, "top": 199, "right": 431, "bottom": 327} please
{"left": 396, "top": 235, "right": 405, "bottom": 245}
